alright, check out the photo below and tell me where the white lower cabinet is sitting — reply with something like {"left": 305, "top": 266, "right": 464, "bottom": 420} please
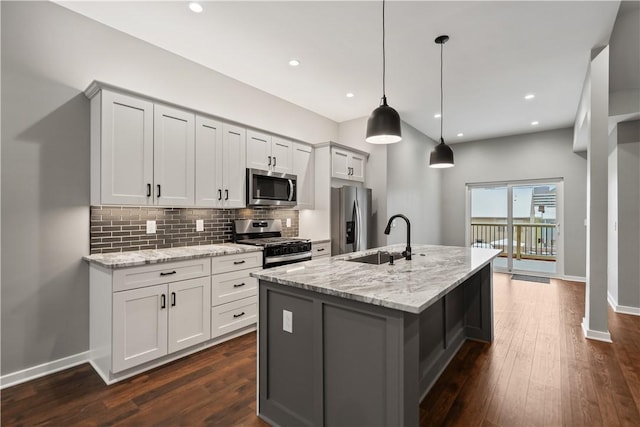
{"left": 112, "top": 276, "right": 210, "bottom": 373}
{"left": 211, "top": 295, "right": 258, "bottom": 339}
{"left": 90, "top": 254, "right": 260, "bottom": 384}
{"left": 210, "top": 252, "right": 261, "bottom": 339}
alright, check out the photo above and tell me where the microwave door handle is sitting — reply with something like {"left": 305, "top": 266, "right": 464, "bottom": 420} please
{"left": 288, "top": 179, "right": 294, "bottom": 201}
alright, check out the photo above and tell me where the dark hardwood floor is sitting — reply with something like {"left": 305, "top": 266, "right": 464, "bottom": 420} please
{"left": 2, "top": 274, "right": 639, "bottom": 426}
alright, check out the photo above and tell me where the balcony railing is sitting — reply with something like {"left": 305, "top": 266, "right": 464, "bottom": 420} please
{"left": 471, "top": 222, "right": 556, "bottom": 261}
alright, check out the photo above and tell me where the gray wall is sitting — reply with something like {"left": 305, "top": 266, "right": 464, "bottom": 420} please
{"left": 616, "top": 120, "right": 640, "bottom": 308}
{"left": 386, "top": 122, "right": 441, "bottom": 245}
{"left": 440, "top": 128, "right": 587, "bottom": 278}
{"left": 1, "top": 1, "right": 337, "bottom": 375}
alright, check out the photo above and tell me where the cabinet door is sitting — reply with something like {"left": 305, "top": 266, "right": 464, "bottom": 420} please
{"left": 293, "top": 143, "right": 314, "bottom": 209}
{"left": 246, "top": 130, "right": 271, "bottom": 171}
{"left": 349, "top": 152, "right": 366, "bottom": 182}
{"left": 101, "top": 91, "right": 154, "bottom": 205}
{"left": 272, "top": 137, "right": 293, "bottom": 173}
{"left": 168, "top": 277, "right": 211, "bottom": 353}
{"left": 195, "top": 116, "right": 223, "bottom": 207}
{"left": 222, "top": 124, "right": 247, "bottom": 208}
{"left": 331, "top": 148, "right": 350, "bottom": 180}
{"left": 112, "top": 284, "right": 168, "bottom": 373}
{"left": 154, "top": 105, "right": 195, "bottom": 206}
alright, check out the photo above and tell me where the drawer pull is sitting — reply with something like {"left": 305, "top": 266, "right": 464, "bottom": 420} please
{"left": 233, "top": 312, "right": 245, "bottom": 318}
{"left": 316, "top": 248, "right": 325, "bottom": 252}
{"left": 233, "top": 260, "right": 246, "bottom": 265}
{"left": 233, "top": 283, "right": 246, "bottom": 288}
{"left": 160, "top": 271, "right": 177, "bottom": 276}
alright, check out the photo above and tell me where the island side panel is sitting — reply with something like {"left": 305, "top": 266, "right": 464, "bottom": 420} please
{"left": 464, "top": 263, "right": 494, "bottom": 342}
{"left": 258, "top": 280, "right": 420, "bottom": 427}
{"left": 258, "top": 285, "right": 319, "bottom": 426}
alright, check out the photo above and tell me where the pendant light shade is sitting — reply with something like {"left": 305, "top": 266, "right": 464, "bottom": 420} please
{"left": 366, "top": 96, "right": 402, "bottom": 144}
{"left": 366, "top": 0, "right": 402, "bottom": 144}
{"left": 429, "top": 138, "right": 454, "bottom": 168}
{"left": 429, "top": 35, "right": 455, "bottom": 168}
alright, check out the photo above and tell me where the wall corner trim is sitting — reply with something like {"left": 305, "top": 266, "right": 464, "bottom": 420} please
{"left": 581, "top": 318, "right": 613, "bottom": 343}
{"left": 607, "top": 292, "right": 640, "bottom": 316}
{"left": 0, "top": 351, "right": 90, "bottom": 390}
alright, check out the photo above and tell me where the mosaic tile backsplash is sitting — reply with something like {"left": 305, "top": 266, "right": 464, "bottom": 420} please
{"left": 90, "top": 206, "right": 300, "bottom": 254}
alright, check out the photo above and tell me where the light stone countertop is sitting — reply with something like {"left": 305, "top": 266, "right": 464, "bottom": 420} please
{"left": 252, "top": 244, "right": 501, "bottom": 314}
{"left": 83, "top": 243, "right": 263, "bottom": 269}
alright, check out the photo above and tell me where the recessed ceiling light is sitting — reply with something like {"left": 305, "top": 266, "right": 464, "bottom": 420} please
{"left": 346, "top": 92, "right": 355, "bottom": 98}
{"left": 524, "top": 94, "right": 535, "bottom": 100}
{"left": 531, "top": 121, "right": 539, "bottom": 126}
{"left": 457, "top": 133, "right": 464, "bottom": 137}
{"left": 434, "top": 113, "right": 441, "bottom": 119}
{"left": 288, "top": 59, "right": 300, "bottom": 67}
{"left": 188, "top": 2, "right": 203, "bottom": 13}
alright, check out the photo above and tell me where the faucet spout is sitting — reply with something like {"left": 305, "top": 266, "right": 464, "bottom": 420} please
{"left": 383, "top": 214, "right": 412, "bottom": 260}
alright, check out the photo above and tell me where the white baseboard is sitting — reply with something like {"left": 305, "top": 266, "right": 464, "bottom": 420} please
{"left": 581, "top": 318, "right": 613, "bottom": 343}
{"left": 607, "top": 292, "right": 640, "bottom": 316}
{"left": 0, "top": 351, "right": 90, "bottom": 390}
{"left": 559, "top": 275, "right": 586, "bottom": 283}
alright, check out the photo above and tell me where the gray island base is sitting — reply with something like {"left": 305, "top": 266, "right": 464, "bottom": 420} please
{"left": 253, "top": 244, "right": 501, "bottom": 427}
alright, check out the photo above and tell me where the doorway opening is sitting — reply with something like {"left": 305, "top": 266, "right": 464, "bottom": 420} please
{"left": 467, "top": 180, "right": 563, "bottom": 276}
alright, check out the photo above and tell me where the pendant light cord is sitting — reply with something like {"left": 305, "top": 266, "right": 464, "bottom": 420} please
{"left": 440, "top": 40, "right": 444, "bottom": 142}
{"left": 382, "top": 0, "right": 386, "bottom": 101}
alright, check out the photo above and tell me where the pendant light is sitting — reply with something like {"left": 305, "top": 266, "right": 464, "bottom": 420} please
{"left": 429, "top": 35, "right": 455, "bottom": 168}
{"left": 366, "top": 0, "right": 402, "bottom": 144}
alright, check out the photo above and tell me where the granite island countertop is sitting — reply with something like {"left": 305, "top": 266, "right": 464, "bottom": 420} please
{"left": 252, "top": 244, "right": 501, "bottom": 313}
{"left": 84, "top": 243, "right": 263, "bottom": 269}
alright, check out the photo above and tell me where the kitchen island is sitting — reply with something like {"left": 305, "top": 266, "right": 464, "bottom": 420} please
{"left": 252, "top": 244, "right": 501, "bottom": 427}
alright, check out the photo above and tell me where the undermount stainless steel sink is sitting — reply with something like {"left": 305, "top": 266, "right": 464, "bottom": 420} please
{"left": 347, "top": 251, "right": 404, "bottom": 265}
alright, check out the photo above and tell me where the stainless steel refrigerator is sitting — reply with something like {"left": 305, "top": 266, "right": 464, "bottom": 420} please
{"left": 331, "top": 186, "right": 372, "bottom": 255}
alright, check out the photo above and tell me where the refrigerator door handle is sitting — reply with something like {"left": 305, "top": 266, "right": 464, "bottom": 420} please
{"left": 354, "top": 198, "right": 361, "bottom": 252}
{"left": 352, "top": 200, "right": 358, "bottom": 252}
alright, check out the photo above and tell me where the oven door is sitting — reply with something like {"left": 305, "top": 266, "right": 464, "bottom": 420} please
{"left": 247, "top": 169, "right": 297, "bottom": 207}
{"left": 264, "top": 252, "right": 312, "bottom": 269}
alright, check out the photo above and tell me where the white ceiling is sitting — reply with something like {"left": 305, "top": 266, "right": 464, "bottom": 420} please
{"left": 56, "top": 1, "right": 621, "bottom": 143}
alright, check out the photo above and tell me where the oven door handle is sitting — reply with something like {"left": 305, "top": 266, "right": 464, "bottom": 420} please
{"left": 264, "top": 252, "right": 312, "bottom": 265}
{"left": 287, "top": 179, "right": 294, "bottom": 202}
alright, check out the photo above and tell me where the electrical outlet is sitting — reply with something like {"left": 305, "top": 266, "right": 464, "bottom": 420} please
{"left": 286, "top": 218, "right": 292, "bottom": 228}
{"left": 283, "top": 310, "right": 293, "bottom": 333}
{"left": 196, "top": 219, "right": 204, "bottom": 232}
{"left": 146, "top": 220, "right": 156, "bottom": 234}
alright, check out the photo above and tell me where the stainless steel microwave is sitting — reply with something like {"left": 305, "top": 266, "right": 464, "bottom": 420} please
{"left": 246, "top": 168, "right": 297, "bottom": 207}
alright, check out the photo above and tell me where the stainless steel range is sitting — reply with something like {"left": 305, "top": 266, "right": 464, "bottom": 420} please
{"left": 233, "top": 219, "right": 311, "bottom": 268}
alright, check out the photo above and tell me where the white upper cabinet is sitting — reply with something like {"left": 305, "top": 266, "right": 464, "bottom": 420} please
{"left": 271, "top": 137, "right": 293, "bottom": 173}
{"left": 246, "top": 130, "right": 293, "bottom": 174}
{"left": 293, "top": 143, "right": 314, "bottom": 209}
{"left": 331, "top": 148, "right": 365, "bottom": 182}
{"left": 195, "top": 116, "right": 223, "bottom": 207}
{"left": 154, "top": 104, "right": 195, "bottom": 206}
{"left": 221, "top": 124, "right": 247, "bottom": 208}
{"left": 195, "top": 118, "right": 246, "bottom": 208}
{"left": 246, "top": 130, "right": 271, "bottom": 171}
{"left": 97, "top": 90, "right": 154, "bottom": 205}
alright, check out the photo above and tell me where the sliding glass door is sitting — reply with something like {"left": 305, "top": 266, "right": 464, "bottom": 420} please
{"left": 467, "top": 180, "right": 563, "bottom": 276}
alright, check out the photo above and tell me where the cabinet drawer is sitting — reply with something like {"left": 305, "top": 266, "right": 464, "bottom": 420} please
{"left": 113, "top": 258, "right": 211, "bottom": 292}
{"left": 211, "top": 296, "right": 257, "bottom": 338}
{"left": 312, "top": 241, "right": 331, "bottom": 258}
{"left": 212, "top": 268, "right": 260, "bottom": 307}
{"left": 211, "top": 251, "right": 262, "bottom": 274}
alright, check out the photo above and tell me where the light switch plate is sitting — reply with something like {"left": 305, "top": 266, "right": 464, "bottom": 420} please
{"left": 146, "top": 220, "right": 156, "bottom": 234}
{"left": 196, "top": 219, "right": 204, "bottom": 232}
{"left": 283, "top": 310, "right": 293, "bottom": 333}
